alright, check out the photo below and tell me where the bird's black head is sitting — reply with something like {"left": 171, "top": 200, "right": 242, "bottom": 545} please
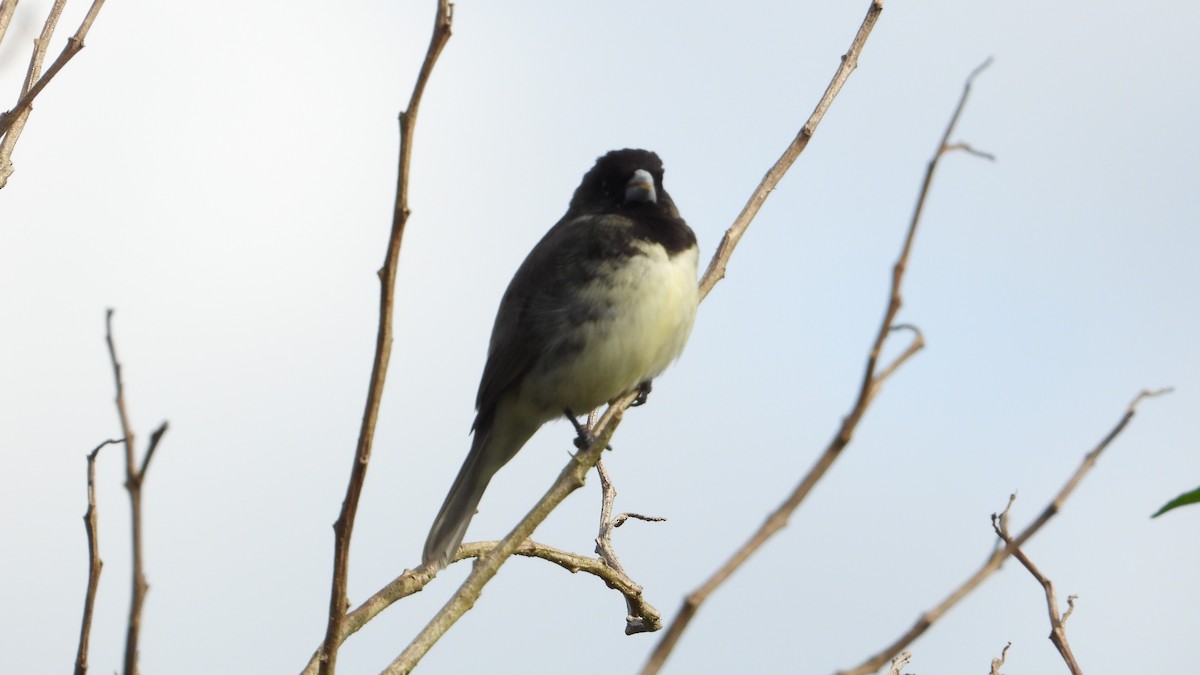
{"left": 568, "top": 148, "right": 677, "bottom": 217}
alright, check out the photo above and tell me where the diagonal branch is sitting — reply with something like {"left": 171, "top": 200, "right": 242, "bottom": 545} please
{"left": 594, "top": 458, "right": 664, "bottom": 635}
{"left": 315, "top": 2, "right": 453, "bottom": 674}
{"left": 698, "top": 0, "right": 885, "bottom": 301}
{"left": 837, "top": 387, "right": 1171, "bottom": 675}
{"left": 0, "top": 0, "right": 107, "bottom": 187}
{"left": 638, "top": 31, "right": 993, "bottom": 675}
{"left": 993, "top": 495, "right": 1083, "bottom": 675}
{"left": 74, "top": 438, "right": 121, "bottom": 675}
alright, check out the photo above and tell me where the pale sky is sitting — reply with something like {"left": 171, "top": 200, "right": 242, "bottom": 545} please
{"left": 2, "top": 1, "right": 1198, "bottom": 674}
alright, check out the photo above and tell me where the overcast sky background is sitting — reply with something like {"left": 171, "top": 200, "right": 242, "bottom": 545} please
{"left": 2, "top": 1, "right": 1197, "bottom": 674}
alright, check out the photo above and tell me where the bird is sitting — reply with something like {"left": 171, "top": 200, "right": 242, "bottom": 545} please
{"left": 422, "top": 148, "right": 699, "bottom": 570}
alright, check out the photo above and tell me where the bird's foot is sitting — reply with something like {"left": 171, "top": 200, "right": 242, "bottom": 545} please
{"left": 564, "top": 408, "right": 611, "bottom": 452}
{"left": 630, "top": 380, "right": 653, "bottom": 407}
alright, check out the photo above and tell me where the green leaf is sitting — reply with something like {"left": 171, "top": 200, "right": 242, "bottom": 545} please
{"left": 1151, "top": 486, "right": 1200, "bottom": 518}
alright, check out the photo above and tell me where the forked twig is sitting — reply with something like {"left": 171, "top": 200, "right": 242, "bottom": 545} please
{"left": 837, "top": 388, "right": 1170, "bottom": 675}
{"left": 594, "top": 458, "right": 664, "bottom": 634}
{"left": 315, "top": 2, "right": 453, "bottom": 674}
{"left": 105, "top": 309, "right": 168, "bottom": 675}
{"left": 299, "top": 530, "right": 661, "bottom": 675}
{"left": 989, "top": 642, "right": 1012, "bottom": 675}
{"left": 993, "top": 496, "right": 1084, "bottom": 674}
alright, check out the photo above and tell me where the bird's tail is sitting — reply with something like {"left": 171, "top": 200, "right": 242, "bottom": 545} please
{"left": 422, "top": 408, "right": 538, "bottom": 570}
{"left": 422, "top": 434, "right": 495, "bottom": 570}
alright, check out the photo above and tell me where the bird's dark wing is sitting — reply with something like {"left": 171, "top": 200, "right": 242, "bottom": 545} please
{"left": 472, "top": 213, "right": 634, "bottom": 427}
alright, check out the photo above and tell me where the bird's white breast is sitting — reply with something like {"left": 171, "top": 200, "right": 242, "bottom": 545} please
{"left": 524, "top": 241, "right": 699, "bottom": 415}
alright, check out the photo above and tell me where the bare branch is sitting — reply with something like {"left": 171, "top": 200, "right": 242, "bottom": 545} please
{"left": 0, "top": 0, "right": 107, "bottom": 187}
{"left": 698, "top": 0, "right": 885, "bottom": 301}
{"left": 837, "top": 388, "right": 1171, "bottom": 675}
{"left": 316, "top": 2, "right": 453, "bottom": 673}
{"left": 104, "top": 310, "right": 168, "bottom": 675}
{"left": 989, "top": 642, "right": 1012, "bottom": 675}
{"left": 299, "top": 535, "right": 657, "bottom": 675}
{"left": 74, "top": 439, "right": 121, "bottom": 675}
{"left": 104, "top": 309, "right": 135, "bottom": 483}
{"left": 867, "top": 324, "right": 925, "bottom": 404}
{"left": 993, "top": 496, "right": 1084, "bottom": 675}
{"left": 139, "top": 422, "right": 169, "bottom": 479}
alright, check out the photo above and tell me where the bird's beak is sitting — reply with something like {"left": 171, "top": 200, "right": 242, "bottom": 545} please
{"left": 624, "top": 169, "right": 657, "bottom": 204}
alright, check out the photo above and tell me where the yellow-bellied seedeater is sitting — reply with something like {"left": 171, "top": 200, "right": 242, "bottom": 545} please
{"left": 423, "top": 149, "right": 698, "bottom": 570}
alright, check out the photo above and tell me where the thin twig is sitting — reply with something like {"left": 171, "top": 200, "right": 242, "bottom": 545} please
{"left": 594, "top": 458, "right": 664, "bottom": 634}
{"left": 989, "top": 642, "right": 1012, "bottom": 675}
{"left": 644, "top": 14, "right": 988, "bottom": 675}
{"left": 315, "top": 3, "right": 453, "bottom": 674}
{"left": 3, "top": 0, "right": 68, "bottom": 183}
{"left": 74, "top": 439, "right": 121, "bottom": 675}
{"left": 866, "top": 324, "right": 924, "bottom": 405}
{"left": 471, "top": 539, "right": 661, "bottom": 634}
{"left": 993, "top": 496, "right": 1084, "bottom": 675}
{"left": 105, "top": 309, "right": 168, "bottom": 675}
{"left": 0, "top": 0, "right": 107, "bottom": 187}
{"left": 837, "top": 388, "right": 1171, "bottom": 675}
{"left": 697, "top": 0, "right": 885, "bottom": 301}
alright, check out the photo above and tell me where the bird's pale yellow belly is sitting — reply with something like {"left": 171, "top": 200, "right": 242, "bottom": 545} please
{"left": 522, "top": 241, "right": 699, "bottom": 415}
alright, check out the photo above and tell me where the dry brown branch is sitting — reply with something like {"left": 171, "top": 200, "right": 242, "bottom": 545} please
{"left": 837, "top": 387, "right": 1171, "bottom": 675}
{"left": 299, "top": 530, "right": 658, "bottom": 675}
{"left": 314, "top": 3, "right": 453, "bottom": 674}
{"left": 74, "top": 438, "right": 120, "bottom": 675}
{"left": 104, "top": 309, "right": 168, "bottom": 675}
{"left": 641, "top": 22, "right": 991, "bottom": 675}
{"left": 594, "top": 458, "right": 664, "bottom": 634}
{"left": 993, "top": 496, "right": 1084, "bottom": 675}
{"left": 989, "top": 642, "right": 1012, "bottom": 675}
{"left": 0, "top": 0, "right": 107, "bottom": 187}
{"left": 697, "top": 0, "right": 884, "bottom": 300}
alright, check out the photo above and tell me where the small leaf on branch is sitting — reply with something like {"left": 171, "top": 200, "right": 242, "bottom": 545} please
{"left": 1151, "top": 485, "right": 1200, "bottom": 518}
